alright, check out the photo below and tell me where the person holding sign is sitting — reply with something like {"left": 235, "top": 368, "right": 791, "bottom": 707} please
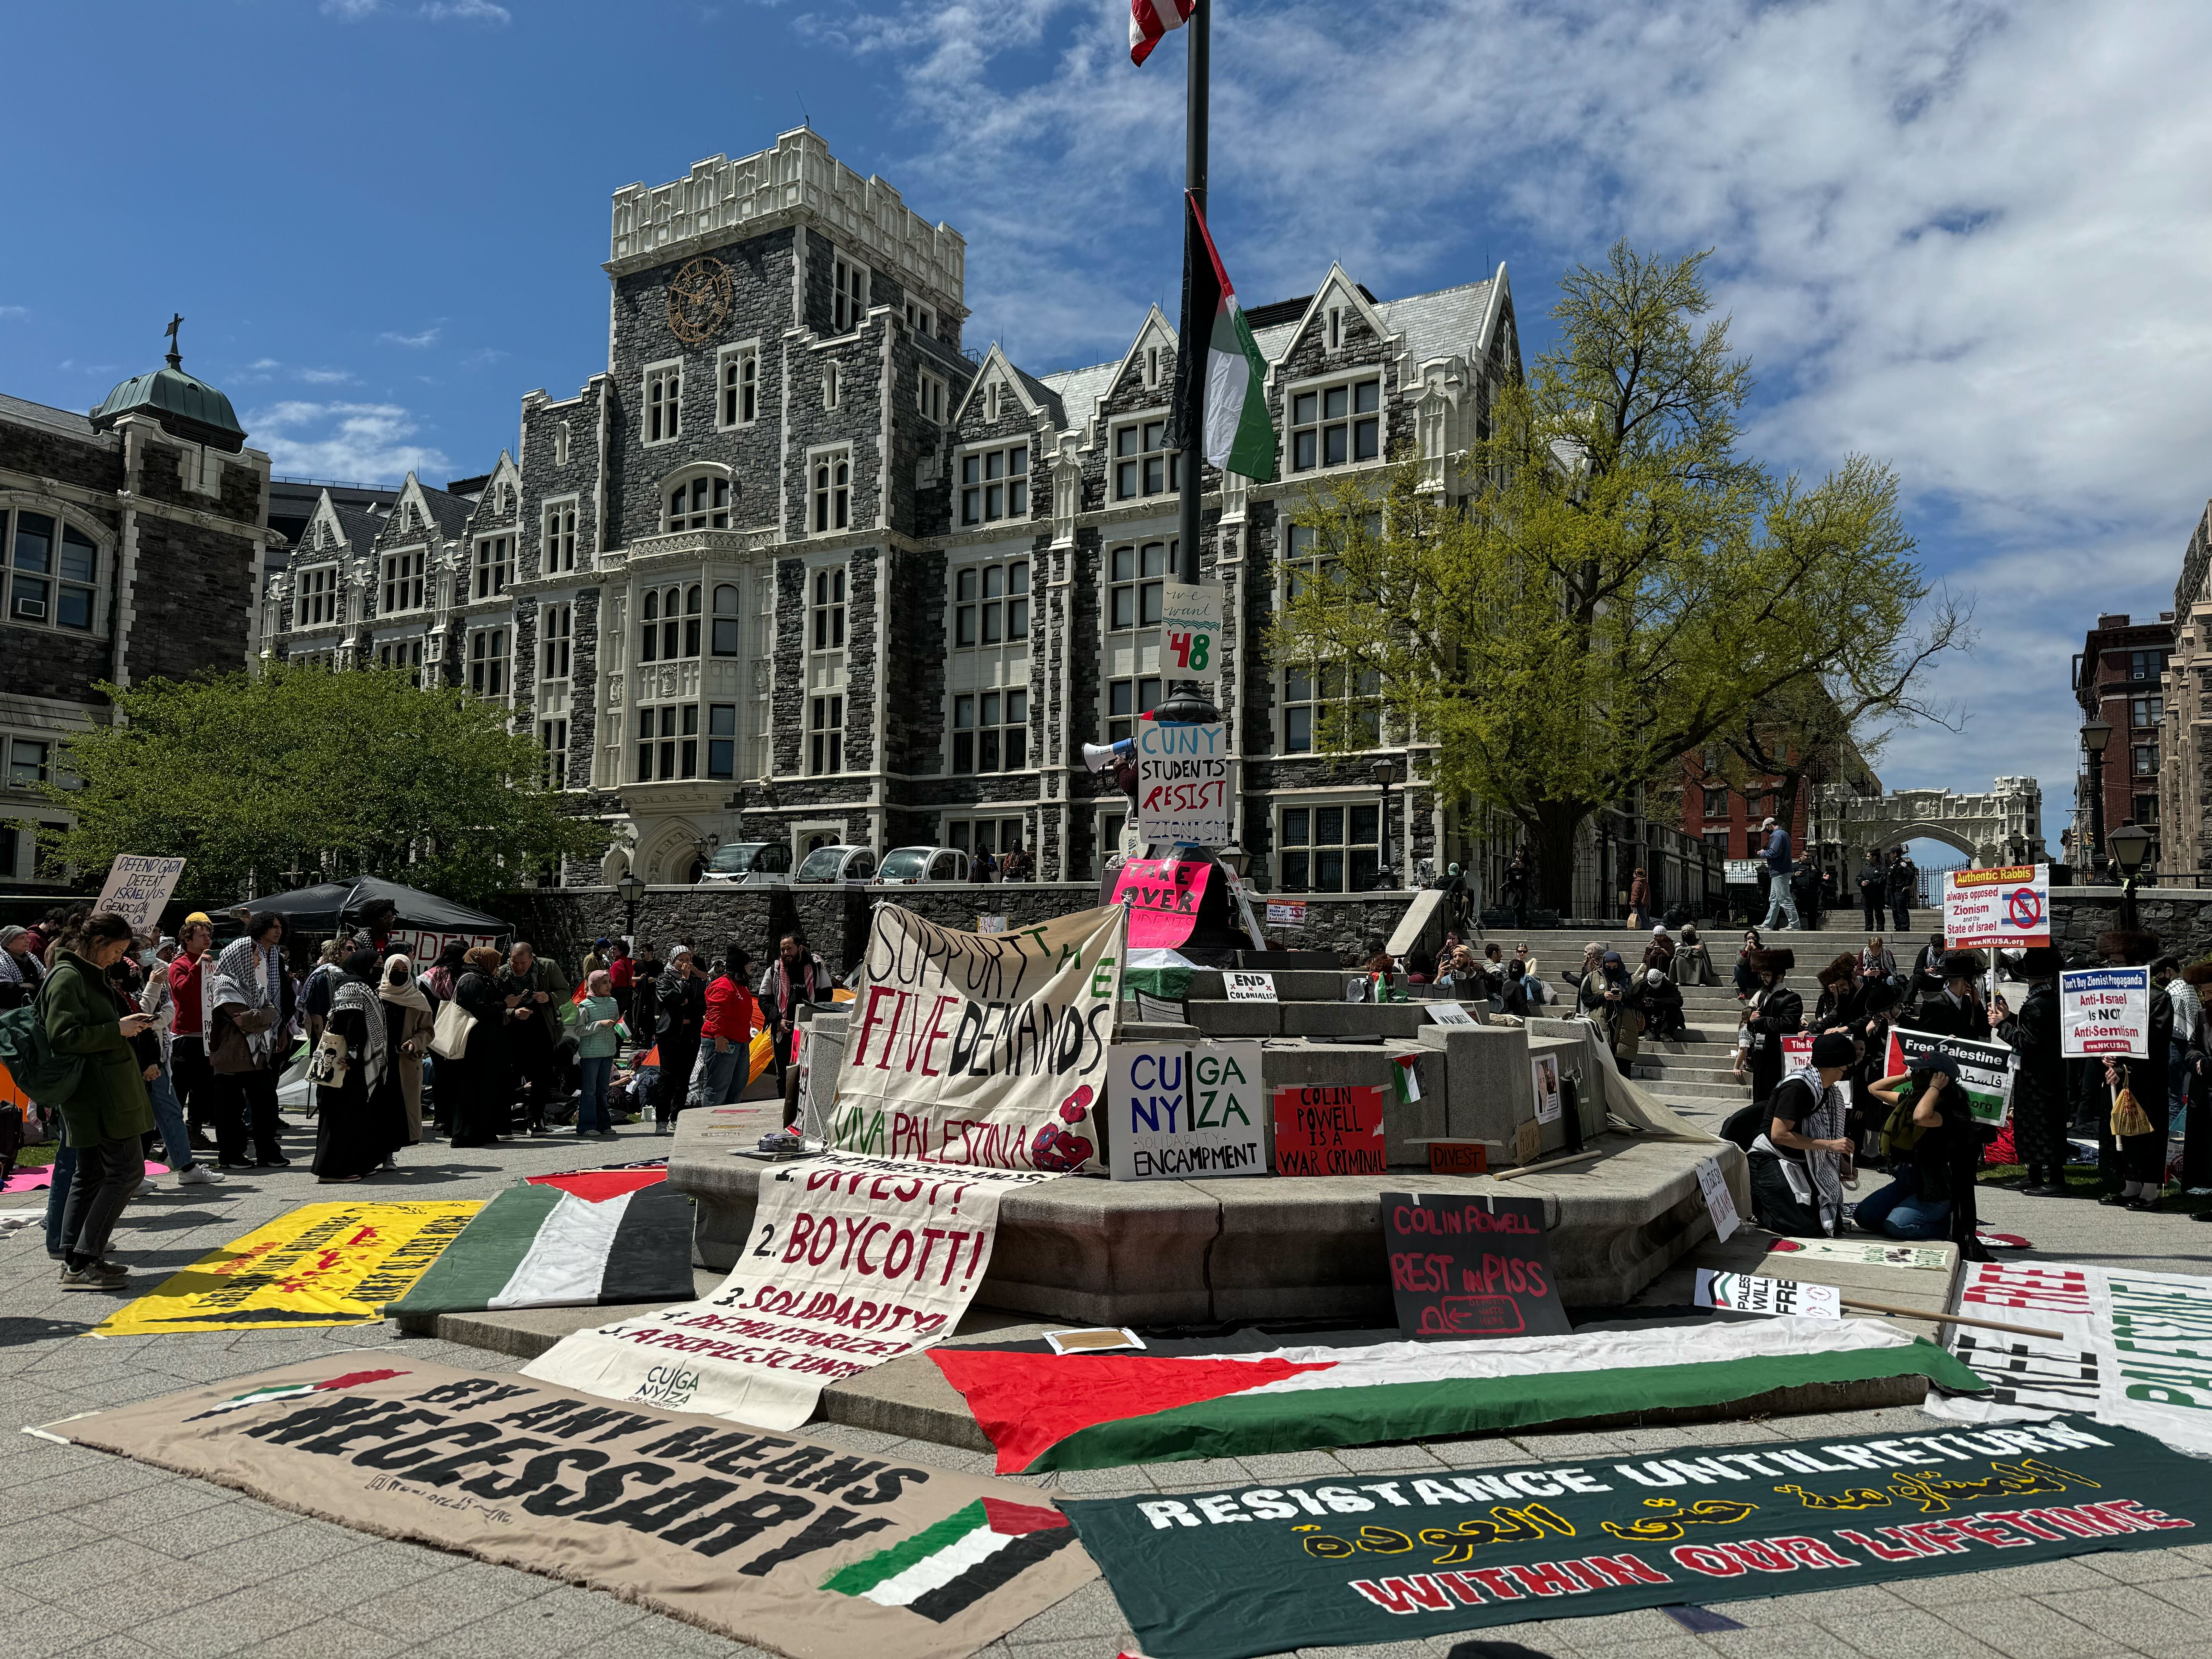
{"left": 2074, "top": 929, "right": 2171, "bottom": 1203}
{"left": 1856, "top": 1054, "right": 1970, "bottom": 1239}
{"left": 2010, "top": 946, "right": 2072, "bottom": 1198}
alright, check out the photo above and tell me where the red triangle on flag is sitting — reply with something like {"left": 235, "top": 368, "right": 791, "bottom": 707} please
{"left": 982, "top": 1496, "right": 1073, "bottom": 1534}
{"left": 930, "top": 1350, "right": 1334, "bottom": 1473}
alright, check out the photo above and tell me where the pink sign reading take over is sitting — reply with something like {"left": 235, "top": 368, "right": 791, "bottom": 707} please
{"left": 1113, "top": 857, "right": 1212, "bottom": 948}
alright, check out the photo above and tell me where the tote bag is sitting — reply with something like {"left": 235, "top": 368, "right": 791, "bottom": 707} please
{"left": 430, "top": 999, "right": 476, "bottom": 1061}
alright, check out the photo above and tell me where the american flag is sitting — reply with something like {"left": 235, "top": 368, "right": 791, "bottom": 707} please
{"left": 1130, "top": 0, "right": 1196, "bottom": 65}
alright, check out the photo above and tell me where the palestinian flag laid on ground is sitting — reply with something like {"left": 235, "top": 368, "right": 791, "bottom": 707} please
{"left": 931, "top": 1317, "right": 1987, "bottom": 1474}
{"left": 387, "top": 1183, "right": 694, "bottom": 1317}
{"left": 823, "top": 1496, "right": 1079, "bottom": 1622}
{"left": 525, "top": 1157, "right": 669, "bottom": 1202}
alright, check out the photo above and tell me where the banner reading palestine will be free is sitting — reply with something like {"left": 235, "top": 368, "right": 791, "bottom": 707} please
{"left": 1063, "top": 1417, "right": 2206, "bottom": 1659}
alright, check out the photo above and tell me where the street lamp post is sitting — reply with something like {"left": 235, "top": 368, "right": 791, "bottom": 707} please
{"left": 2081, "top": 720, "right": 2112, "bottom": 879}
{"left": 1371, "top": 758, "right": 1398, "bottom": 890}
{"left": 2108, "top": 821, "right": 2154, "bottom": 931}
{"left": 615, "top": 869, "right": 647, "bottom": 946}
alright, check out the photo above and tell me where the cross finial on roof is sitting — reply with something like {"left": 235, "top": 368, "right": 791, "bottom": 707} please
{"left": 164, "top": 313, "right": 184, "bottom": 369}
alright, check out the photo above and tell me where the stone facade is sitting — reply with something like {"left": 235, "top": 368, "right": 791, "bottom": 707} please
{"left": 0, "top": 385, "right": 271, "bottom": 893}
{"left": 255, "top": 127, "right": 1525, "bottom": 896}
{"left": 1813, "top": 776, "right": 2045, "bottom": 870}
{"left": 2163, "top": 510, "right": 2212, "bottom": 875}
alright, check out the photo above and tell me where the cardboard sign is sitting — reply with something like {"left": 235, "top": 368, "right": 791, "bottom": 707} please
{"left": 1694, "top": 1269, "right": 1843, "bottom": 1320}
{"left": 1264, "top": 900, "right": 1306, "bottom": 926}
{"left": 1382, "top": 1192, "right": 1570, "bottom": 1340}
{"left": 1134, "top": 720, "right": 1231, "bottom": 847}
{"left": 976, "top": 913, "right": 1009, "bottom": 934}
{"left": 1426, "top": 1001, "right": 1478, "bottom": 1028}
{"left": 2061, "top": 966, "right": 2151, "bottom": 1059}
{"left": 1884, "top": 1027, "right": 2018, "bottom": 1127}
{"left": 1695, "top": 1154, "right": 1741, "bottom": 1243}
{"left": 1724, "top": 859, "right": 1762, "bottom": 885}
{"left": 1530, "top": 1054, "right": 1562, "bottom": 1124}
{"left": 1113, "top": 856, "right": 1212, "bottom": 949}
{"left": 1159, "top": 579, "right": 1222, "bottom": 683}
{"left": 1106, "top": 1042, "right": 1267, "bottom": 1181}
{"left": 1271, "top": 1084, "right": 1386, "bottom": 1176}
{"left": 1515, "top": 1117, "right": 1542, "bottom": 1164}
{"left": 1944, "top": 863, "right": 2051, "bottom": 948}
{"left": 94, "top": 854, "right": 186, "bottom": 935}
{"left": 1134, "top": 990, "right": 1186, "bottom": 1023}
{"left": 1418, "top": 1139, "right": 1489, "bottom": 1176}
{"left": 1224, "top": 970, "right": 1277, "bottom": 1002}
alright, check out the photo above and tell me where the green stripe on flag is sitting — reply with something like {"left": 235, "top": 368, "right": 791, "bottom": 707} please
{"left": 1020, "top": 1340, "right": 1987, "bottom": 1472}
{"left": 822, "top": 1499, "right": 987, "bottom": 1596}
{"left": 1211, "top": 299, "right": 1278, "bottom": 482}
{"left": 386, "top": 1185, "right": 564, "bottom": 1316}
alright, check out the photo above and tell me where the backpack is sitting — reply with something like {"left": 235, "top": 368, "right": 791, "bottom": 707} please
{"left": 0, "top": 986, "right": 84, "bottom": 1105}
{"left": 1720, "top": 1099, "right": 1767, "bottom": 1152}
{"left": 0, "top": 1102, "right": 21, "bottom": 1184}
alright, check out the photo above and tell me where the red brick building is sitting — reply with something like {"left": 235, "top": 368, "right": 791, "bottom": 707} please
{"left": 1680, "top": 749, "right": 1812, "bottom": 863}
{"left": 2072, "top": 611, "right": 2175, "bottom": 871}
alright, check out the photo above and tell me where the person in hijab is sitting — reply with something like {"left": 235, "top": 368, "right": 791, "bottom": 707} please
{"left": 210, "top": 917, "right": 291, "bottom": 1170}
{"left": 379, "top": 954, "right": 436, "bottom": 1144}
{"left": 443, "top": 946, "right": 513, "bottom": 1148}
{"left": 1670, "top": 924, "right": 1714, "bottom": 987}
{"left": 310, "top": 948, "right": 398, "bottom": 1181}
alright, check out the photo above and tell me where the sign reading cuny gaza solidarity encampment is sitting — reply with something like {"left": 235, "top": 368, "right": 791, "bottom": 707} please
{"left": 830, "top": 903, "right": 1125, "bottom": 1170}
{"left": 56, "top": 1355, "right": 1094, "bottom": 1659}
{"left": 1944, "top": 864, "right": 2050, "bottom": 948}
{"left": 1061, "top": 1417, "right": 2206, "bottom": 1659}
{"left": 1383, "top": 1193, "right": 1570, "bottom": 1341}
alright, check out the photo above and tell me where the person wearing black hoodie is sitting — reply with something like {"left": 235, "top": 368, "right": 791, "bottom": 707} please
{"left": 1742, "top": 948, "right": 1802, "bottom": 1105}
{"left": 2010, "top": 947, "right": 2071, "bottom": 1197}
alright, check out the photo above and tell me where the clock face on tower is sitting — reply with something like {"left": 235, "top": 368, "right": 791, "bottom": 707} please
{"left": 666, "top": 257, "right": 732, "bottom": 345}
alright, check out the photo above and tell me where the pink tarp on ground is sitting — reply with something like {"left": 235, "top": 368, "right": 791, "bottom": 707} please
{"left": 4, "top": 1161, "right": 170, "bottom": 1192}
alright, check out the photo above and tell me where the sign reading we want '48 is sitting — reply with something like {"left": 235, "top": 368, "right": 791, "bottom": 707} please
{"left": 828, "top": 903, "right": 1127, "bottom": 1172}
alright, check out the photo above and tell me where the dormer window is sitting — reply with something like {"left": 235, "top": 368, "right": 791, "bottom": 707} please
{"left": 665, "top": 472, "right": 732, "bottom": 532}
{"left": 1290, "top": 376, "right": 1382, "bottom": 471}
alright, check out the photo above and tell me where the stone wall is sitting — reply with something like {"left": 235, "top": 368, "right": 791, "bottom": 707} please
{"left": 2051, "top": 889, "right": 2212, "bottom": 963}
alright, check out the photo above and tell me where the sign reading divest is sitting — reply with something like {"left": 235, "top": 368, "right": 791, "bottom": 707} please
{"left": 1134, "top": 720, "right": 1231, "bottom": 847}
{"left": 2060, "top": 967, "right": 2151, "bottom": 1059}
{"left": 1944, "top": 864, "right": 2051, "bottom": 948}
{"left": 1106, "top": 1042, "right": 1266, "bottom": 1181}
{"left": 1383, "top": 1193, "right": 1569, "bottom": 1341}
{"left": 1113, "top": 857, "right": 1212, "bottom": 949}
{"left": 828, "top": 903, "right": 1125, "bottom": 1171}
{"left": 1273, "top": 1084, "right": 1386, "bottom": 1176}
{"left": 1061, "top": 1417, "right": 2201, "bottom": 1659}
{"left": 1884, "top": 1028, "right": 2018, "bottom": 1127}
{"left": 94, "top": 855, "right": 186, "bottom": 935}
{"left": 524, "top": 1150, "right": 1058, "bottom": 1431}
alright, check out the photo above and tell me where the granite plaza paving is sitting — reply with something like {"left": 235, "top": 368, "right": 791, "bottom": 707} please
{"left": 5, "top": 1110, "right": 2209, "bottom": 1659}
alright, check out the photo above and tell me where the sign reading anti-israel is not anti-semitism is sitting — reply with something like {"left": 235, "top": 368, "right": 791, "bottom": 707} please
{"left": 2060, "top": 966, "right": 2152, "bottom": 1059}
{"left": 1063, "top": 1417, "right": 2208, "bottom": 1659}
{"left": 827, "top": 903, "right": 1125, "bottom": 1171}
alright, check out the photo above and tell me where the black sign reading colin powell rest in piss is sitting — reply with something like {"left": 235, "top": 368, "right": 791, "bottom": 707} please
{"left": 1382, "top": 1192, "right": 1570, "bottom": 1341}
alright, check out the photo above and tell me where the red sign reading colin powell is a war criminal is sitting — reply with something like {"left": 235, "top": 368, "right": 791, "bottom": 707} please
{"left": 1272, "top": 1084, "right": 1386, "bottom": 1177}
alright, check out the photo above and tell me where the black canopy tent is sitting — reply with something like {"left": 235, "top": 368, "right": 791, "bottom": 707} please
{"left": 217, "top": 877, "right": 511, "bottom": 957}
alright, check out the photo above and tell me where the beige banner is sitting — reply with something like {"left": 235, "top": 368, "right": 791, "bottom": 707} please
{"left": 53, "top": 1355, "right": 1094, "bottom": 1659}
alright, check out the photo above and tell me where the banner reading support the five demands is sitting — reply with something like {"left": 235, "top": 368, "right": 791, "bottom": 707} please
{"left": 1063, "top": 1416, "right": 2205, "bottom": 1659}
{"left": 1883, "top": 1028, "right": 2016, "bottom": 1128}
{"left": 829, "top": 903, "right": 1125, "bottom": 1171}
{"left": 94, "top": 1201, "right": 481, "bottom": 1335}
{"left": 1924, "top": 1259, "right": 2212, "bottom": 1458}
{"left": 52, "top": 1355, "right": 1094, "bottom": 1659}
{"left": 523, "top": 1151, "right": 1058, "bottom": 1431}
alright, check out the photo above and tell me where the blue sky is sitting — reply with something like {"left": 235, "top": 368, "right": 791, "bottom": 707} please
{"left": 6, "top": 0, "right": 2209, "bottom": 854}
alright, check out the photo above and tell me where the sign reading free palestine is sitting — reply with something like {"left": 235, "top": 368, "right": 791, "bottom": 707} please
{"left": 1063, "top": 1417, "right": 2207, "bottom": 1659}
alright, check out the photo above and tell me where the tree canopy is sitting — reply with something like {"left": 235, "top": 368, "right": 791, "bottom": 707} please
{"left": 1270, "top": 242, "right": 1966, "bottom": 908}
{"left": 26, "top": 666, "right": 608, "bottom": 908}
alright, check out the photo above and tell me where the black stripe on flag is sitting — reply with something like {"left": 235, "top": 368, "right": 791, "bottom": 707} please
{"left": 596, "top": 1187, "right": 698, "bottom": 1305}
{"left": 908, "top": 1525, "right": 1080, "bottom": 1624}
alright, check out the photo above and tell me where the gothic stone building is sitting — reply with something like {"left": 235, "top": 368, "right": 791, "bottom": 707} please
{"left": 258, "top": 129, "right": 1522, "bottom": 893}
{"left": 0, "top": 353, "right": 273, "bottom": 894}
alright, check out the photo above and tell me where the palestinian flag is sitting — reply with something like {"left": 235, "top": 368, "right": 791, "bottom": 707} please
{"left": 525, "top": 1158, "right": 668, "bottom": 1202}
{"left": 1176, "top": 193, "right": 1279, "bottom": 481}
{"left": 932, "top": 1319, "right": 1988, "bottom": 1474}
{"left": 386, "top": 1184, "right": 694, "bottom": 1317}
{"left": 823, "top": 1496, "right": 1079, "bottom": 1621}
{"left": 1128, "top": 0, "right": 1195, "bottom": 66}
{"left": 1390, "top": 1053, "right": 1423, "bottom": 1105}
{"left": 185, "top": 1368, "right": 407, "bottom": 1422}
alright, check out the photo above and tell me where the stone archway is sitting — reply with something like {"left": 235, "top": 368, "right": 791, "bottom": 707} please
{"left": 1813, "top": 776, "right": 2045, "bottom": 871}
{"left": 635, "top": 819, "right": 708, "bottom": 884}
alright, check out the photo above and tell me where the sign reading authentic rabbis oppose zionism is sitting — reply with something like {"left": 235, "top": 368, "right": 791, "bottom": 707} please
{"left": 1943, "top": 864, "right": 2051, "bottom": 949}
{"left": 829, "top": 903, "right": 1125, "bottom": 1171}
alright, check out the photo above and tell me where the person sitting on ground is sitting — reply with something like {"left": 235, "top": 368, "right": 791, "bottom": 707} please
{"left": 1733, "top": 928, "right": 1764, "bottom": 1001}
{"left": 1643, "top": 924, "right": 1676, "bottom": 976}
{"left": 1747, "top": 1029, "right": 1856, "bottom": 1237}
{"left": 1860, "top": 935, "right": 1897, "bottom": 988}
{"left": 1906, "top": 932, "right": 1949, "bottom": 1014}
{"left": 1669, "top": 923, "right": 1714, "bottom": 986}
{"left": 1498, "top": 959, "right": 1535, "bottom": 1020}
{"left": 1641, "top": 967, "right": 1687, "bottom": 1042}
{"left": 1581, "top": 951, "right": 1642, "bottom": 1073}
{"left": 1857, "top": 1055, "right": 1969, "bottom": 1240}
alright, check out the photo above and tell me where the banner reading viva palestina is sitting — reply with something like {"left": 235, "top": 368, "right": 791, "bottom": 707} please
{"left": 829, "top": 903, "right": 1125, "bottom": 1171}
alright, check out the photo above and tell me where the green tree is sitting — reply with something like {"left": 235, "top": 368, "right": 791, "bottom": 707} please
{"left": 1271, "top": 242, "right": 1965, "bottom": 912}
{"left": 25, "top": 666, "right": 608, "bottom": 908}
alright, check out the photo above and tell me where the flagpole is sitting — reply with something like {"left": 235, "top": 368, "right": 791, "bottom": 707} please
{"left": 1166, "top": 0, "right": 1218, "bottom": 728}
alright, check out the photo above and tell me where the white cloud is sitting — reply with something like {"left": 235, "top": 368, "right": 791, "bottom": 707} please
{"left": 297, "top": 368, "right": 356, "bottom": 385}
{"left": 247, "top": 400, "right": 449, "bottom": 485}
{"left": 379, "top": 327, "right": 440, "bottom": 348}
{"left": 248, "top": 357, "right": 281, "bottom": 370}
{"left": 422, "top": 0, "right": 509, "bottom": 20}
{"left": 0, "top": 305, "right": 27, "bottom": 321}
{"left": 320, "top": 0, "right": 380, "bottom": 16}
{"left": 801, "top": 0, "right": 2212, "bottom": 848}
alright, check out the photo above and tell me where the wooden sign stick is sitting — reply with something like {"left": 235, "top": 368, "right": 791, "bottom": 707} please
{"left": 1838, "top": 1295, "right": 2063, "bottom": 1340}
{"left": 1494, "top": 1149, "right": 1606, "bottom": 1182}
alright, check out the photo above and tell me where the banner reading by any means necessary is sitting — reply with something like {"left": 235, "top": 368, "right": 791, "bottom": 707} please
{"left": 827, "top": 902, "right": 1125, "bottom": 1171}
{"left": 1943, "top": 864, "right": 2050, "bottom": 949}
{"left": 94, "top": 1201, "right": 481, "bottom": 1334}
{"left": 523, "top": 1150, "right": 1058, "bottom": 1431}
{"left": 53, "top": 1355, "right": 1093, "bottom": 1659}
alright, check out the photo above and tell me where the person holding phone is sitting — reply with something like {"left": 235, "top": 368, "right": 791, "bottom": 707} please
{"left": 573, "top": 969, "right": 624, "bottom": 1137}
{"left": 42, "top": 912, "right": 156, "bottom": 1289}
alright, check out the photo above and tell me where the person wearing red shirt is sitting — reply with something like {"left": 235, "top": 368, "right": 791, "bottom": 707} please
{"left": 166, "top": 918, "right": 219, "bottom": 1150}
{"left": 689, "top": 945, "right": 761, "bottom": 1111}
{"left": 607, "top": 941, "right": 634, "bottom": 1051}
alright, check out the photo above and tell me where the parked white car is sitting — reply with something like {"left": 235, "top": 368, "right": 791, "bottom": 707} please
{"left": 696, "top": 842, "right": 794, "bottom": 885}
{"left": 874, "top": 846, "right": 970, "bottom": 885}
{"left": 793, "top": 844, "right": 879, "bottom": 884}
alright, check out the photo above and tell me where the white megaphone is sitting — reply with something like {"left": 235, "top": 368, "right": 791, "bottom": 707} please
{"left": 1081, "top": 738, "right": 1134, "bottom": 774}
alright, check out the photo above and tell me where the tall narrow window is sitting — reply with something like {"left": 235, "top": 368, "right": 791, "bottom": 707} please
{"left": 543, "top": 503, "right": 577, "bottom": 573}
{"left": 707, "top": 703, "right": 737, "bottom": 780}
{"left": 832, "top": 254, "right": 867, "bottom": 331}
{"left": 918, "top": 372, "right": 946, "bottom": 423}
{"left": 809, "top": 694, "right": 844, "bottom": 775}
{"left": 711, "top": 583, "right": 742, "bottom": 656}
{"left": 467, "top": 627, "right": 509, "bottom": 697}
{"left": 812, "top": 568, "right": 846, "bottom": 651}
{"left": 720, "top": 350, "right": 757, "bottom": 427}
{"left": 554, "top": 421, "right": 570, "bottom": 465}
{"left": 540, "top": 602, "right": 572, "bottom": 681}
{"left": 645, "top": 364, "right": 682, "bottom": 443}
{"left": 1108, "top": 541, "right": 1168, "bottom": 632}
{"left": 684, "top": 584, "right": 702, "bottom": 658}
{"left": 540, "top": 718, "right": 568, "bottom": 788}
{"left": 811, "top": 452, "right": 851, "bottom": 534}
{"left": 473, "top": 536, "right": 512, "bottom": 599}
{"left": 823, "top": 362, "right": 840, "bottom": 410}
